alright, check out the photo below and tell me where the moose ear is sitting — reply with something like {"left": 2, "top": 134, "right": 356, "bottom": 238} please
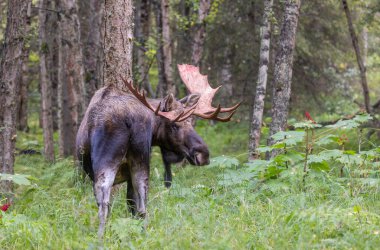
{"left": 162, "top": 93, "right": 175, "bottom": 112}
{"left": 179, "top": 94, "right": 200, "bottom": 108}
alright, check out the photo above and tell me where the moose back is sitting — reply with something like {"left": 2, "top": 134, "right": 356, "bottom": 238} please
{"left": 76, "top": 64, "right": 240, "bottom": 237}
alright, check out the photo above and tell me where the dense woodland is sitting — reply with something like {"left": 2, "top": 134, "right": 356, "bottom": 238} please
{"left": 0, "top": 0, "right": 380, "bottom": 248}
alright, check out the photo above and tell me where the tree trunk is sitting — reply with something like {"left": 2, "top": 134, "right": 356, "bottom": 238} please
{"left": 0, "top": 0, "right": 31, "bottom": 197}
{"left": 39, "top": 0, "right": 55, "bottom": 162}
{"left": 191, "top": 0, "right": 212, "bottom": 66}
{"left": 135, "top": 0, "right": 154, "bottom": 97}
{"left": 103, "top": 0, "right": 134, "bottom": 90}
{"left": 49, "top": 12, "right": 59, "bottom": 131}
{"left": 249, "top": 0, "right": 273, "bottom": 161}
{"left": 154, "top": 0, "right": 165, "bottom": 97}
{"left": 78, "top": 0, "right": 104, "bottom": 104}
{"left": 161, "top": 0, "right": 175, "bottom": 95}
{"left": 17, "top": 49, "right": 30, "bottom": 132}
{"left": 267, "top": 0, "right": 301, "bottom": 159}
{"left": 342, "top": 0, "right": 371, "bottom": 114}
{"left": 57, "top": 0, "right": 86, "bottom": 157}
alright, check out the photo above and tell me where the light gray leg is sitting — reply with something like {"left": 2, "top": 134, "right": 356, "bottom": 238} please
{"left": 94, "top": 168, "right": 117, "bottom": 238}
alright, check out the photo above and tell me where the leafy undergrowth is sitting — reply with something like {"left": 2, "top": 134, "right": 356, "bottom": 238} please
{"left": 1, "top": 117, "right": 380, "bottom": 249}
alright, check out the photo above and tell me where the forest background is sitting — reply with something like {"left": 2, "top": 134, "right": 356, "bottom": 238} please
{"left": 0, "top": 0, "right": 380, "bottom": 249}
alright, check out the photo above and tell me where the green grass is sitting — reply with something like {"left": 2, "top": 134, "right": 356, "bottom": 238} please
{"left": 1, "top": 122, "right": 380, "bottom": 249}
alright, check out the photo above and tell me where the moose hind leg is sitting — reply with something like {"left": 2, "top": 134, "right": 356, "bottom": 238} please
{"left": 94, "top": 168, "right": 117, "bottom": 238}
{"left": 90, "top": 126, "right": 129, "bottom": 237}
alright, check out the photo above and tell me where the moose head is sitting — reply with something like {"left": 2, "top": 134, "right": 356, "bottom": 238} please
{"left": 122, "top": 64, "right": 241, "bottom": 177}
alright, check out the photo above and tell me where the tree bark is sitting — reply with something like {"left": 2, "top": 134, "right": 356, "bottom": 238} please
{"left": 48, "top": 10, "right": 59, "bottom": 131}
{"left": 0, "top": 0, "right": 31, "bottom": 197}
{"left": 57, "top": 0, "right": 86, "bottom": 157}
{"left": 267, "top": 0, "right": 301, "bottom": 159}
{"left": 161, "top": 0, "right": 175, "bottom": 95}
{"left": 103, "top": 0, "right": 134, "bottom": 90}
{"left": 17, "top": 49, "right": 30, "bottom": 132}
{"left": 135, "top": 0, "right": 154, "bottom": 97}
{"left": 153, "top": 0, "right": 166, "bottom": 97}
{"left": 39, "top": 0, "right": 55, "bottom": 162}
{"left": 191, "top": 0, "right": 212, "bottom": 66}
{"left": 249, "top": 0, "right": 273, "bottom": 161}
{"left": 78, "top": 0, "right": 104, "bottom": 104}
{"left": 342, "top": 0, "right": 371, "bottom": 114}
{"left": 154, "top": 0, "right": 175, "bottom": 97}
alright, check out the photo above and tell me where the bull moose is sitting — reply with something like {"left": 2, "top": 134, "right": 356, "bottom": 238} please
{"left": 76, "top": 64, "right": 240, "bottom": 236}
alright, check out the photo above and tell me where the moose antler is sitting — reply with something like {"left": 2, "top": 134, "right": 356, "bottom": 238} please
{"left": 121, "top": 76, "right": 197, "bottom": 122}
{"left": 177, "top": 64, "right": 241, "bottom": 122}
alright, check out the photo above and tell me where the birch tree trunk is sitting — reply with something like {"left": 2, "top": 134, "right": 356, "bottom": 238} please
{"left": 249, "top": 0, "right": 273, "bottom": 160}
{"left": 39, "top": 0, "right": 55, "bottom": 162}
{"left": 342, "top": 0, "right": 371, "bottom": 114}
{"left": 78, "top": 0, "right": 104, "bottom": 104}
{"left": 191, "top": 0, "right": 212, "bottom": 66}
{"left": 0, "top": 0, "right": 31, "bottom": 197}
{"left": 57, "top": 0, "right": 86, "bottom": 157}
{"left": 103, "top": 0, "right": 134, "bottom": 90}
{"left": 267, "top": 0, "right": 301, "bottom": 159}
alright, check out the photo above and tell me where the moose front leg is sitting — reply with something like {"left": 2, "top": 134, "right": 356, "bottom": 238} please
{"left": 128, "top": 162, "right": 149, "bottom": 218}
{"left": 163, "top": 161, "right": 172, "bottom": 188}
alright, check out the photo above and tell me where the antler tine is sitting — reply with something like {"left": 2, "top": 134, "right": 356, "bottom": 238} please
{"left": 121, "top": 75, "right": 198, "bottom": 122}
{"left": 177, "top": 64, "right": 241, "bottom": 121}
{"left": 212, "top": 110, "right": 237, "bottom": 122}
{"left": 177, "top": 108, "right": 196, "bottom": 122}
{"left": 194, "top": 105, "right": 221, "bottom": 119}
{"left": 218, "top": 101, "right": 242, "bottom": 113}
{"left": 121, "top": 75, "right": 156, "bottom": 111}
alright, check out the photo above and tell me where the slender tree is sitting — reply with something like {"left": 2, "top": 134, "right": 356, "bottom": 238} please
{"left": 161, "top": 0, "right": 175, "bottom": 95}
{"left": 135, "top": 0, "right": 154, "bottom": 96}
{"left": 17, "top": 49, "right": 30, "bottom": 132}
{"left": 342, "top": 0, "right": 371, "bottom": 113}
{"left": 39, "top": 0, "right": 55, "bottom": 162}
{"left": 154, "top": 0, "right": 175, "bottom": 97}
{"left": 0, "top": 0, "right": 31, "bottom": 197}
{"left": 78, "top": 0, "right": 104, "bottom": 104}
{"left": 249, "top": 0, "right": 273, "bottom": 161}
{"left": 267, "top": 0, "right": 301, "bottom": 158}
{"left": 191, "top": 0, "right": 212, "bottom": 66}
{"left": 57, "top": 0, "right": 86, "bottom": 157}
{"left": 103, "top": 0, "right": 134, "bottom": 90}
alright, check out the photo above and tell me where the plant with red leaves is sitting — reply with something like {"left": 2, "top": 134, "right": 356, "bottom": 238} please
{"left": 0, "top": 203, "right": 10, "bottom": 212}
{"left": 304, "top": 111, "right": 316, "bottom": 124}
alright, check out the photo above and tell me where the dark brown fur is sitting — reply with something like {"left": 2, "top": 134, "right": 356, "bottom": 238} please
{"left": 76, "top": 85, "right": 209, "bottom": 237}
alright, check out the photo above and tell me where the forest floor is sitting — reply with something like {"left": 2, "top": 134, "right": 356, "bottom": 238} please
{"left": 1, "top": 121, "right": 380, "bottom": 249}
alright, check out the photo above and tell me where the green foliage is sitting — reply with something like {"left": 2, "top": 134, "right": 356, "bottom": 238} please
{"left": 0, "top": 173, "right": 32, "bottom": 186}
{"left": 1, "top": 115, "right": 380, "bottom": 249}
